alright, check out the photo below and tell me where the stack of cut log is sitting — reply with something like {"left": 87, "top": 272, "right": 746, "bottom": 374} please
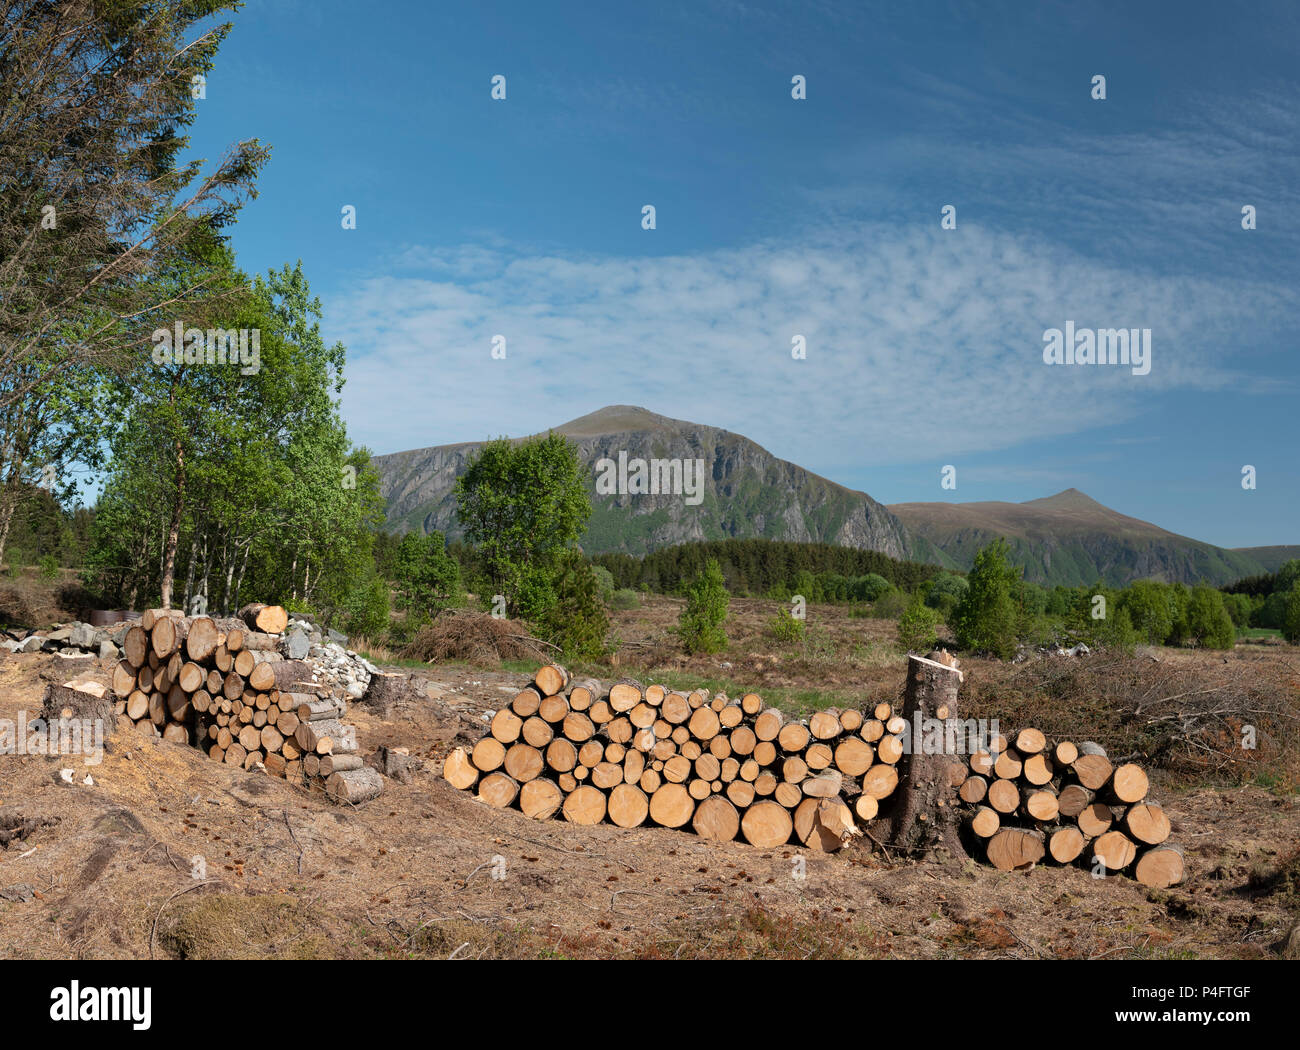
{"left": 442, "top": 664, "right": 902, "bottom": 850}
{"left": 109, "top": 605, "right": 382, "bottom": 804}
{"left": 956, "top": 729, "right": 1184, "bottom": 887}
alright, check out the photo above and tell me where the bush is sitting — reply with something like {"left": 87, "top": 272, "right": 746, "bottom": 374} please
{"left": 953, "top": 539, "right": 1020, "bottom": 659}
{"left": 768, "top": 608, "right": 806, "bottom": 645}
{"left": 1282, "top": 587, "right": 1300, "bottom": 644}
{"left": 393, "top": 531, "right": 461, "bottom": 624}
{"left": 924, "top": 572, "right": 968, "bottom": 618}
{"left": 868, "top": 587, "right": 909, "bottom": 620}
{"left": 897, "top": 597, "right": 940, "bottom": 651}
{"left": 38, "top": 553, "right": 58, "bottom": 580}
{"left": 1182, "top": 585, "right": 1236, "bottom": 650}
{"left": 1088, "top": 605, "right": 1139, "bottom": 654}
{"left": 343, "top": 573, "right": 391, "bottom": 640}
{"left": 591, "top": 565, "right": 615, "bottom": 603}
{"left": 536, "top": 551, "right": 610, "bottom": 661}
{"left": 1119, "top": 579, "right": 1176, "bottom": 644}
{"left": 677, "top": 559, "right": 729, "bottom": 655}
{"left": 853, "top": 573, "right": 893, "bottom": 603}
{"left": 608, "top": 588, "right": 639, "bottom": 611}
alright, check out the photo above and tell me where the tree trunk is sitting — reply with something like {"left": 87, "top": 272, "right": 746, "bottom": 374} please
{"left": 159, "top": 435, "right": 186, "bottom": 609}
{"left": 887, "top": 653, "right": 969, "bottom": 860}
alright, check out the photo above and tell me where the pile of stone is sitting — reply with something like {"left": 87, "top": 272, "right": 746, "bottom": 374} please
{"left": 283, "top": 616, "right": 378, "bottom": 700}
{"left": 2, "top": 621, "right": 124, "bottom": 663}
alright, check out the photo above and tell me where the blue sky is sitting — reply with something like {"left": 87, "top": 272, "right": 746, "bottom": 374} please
{"left": 187, "top": 0, "right": 1299, "bottom": 548}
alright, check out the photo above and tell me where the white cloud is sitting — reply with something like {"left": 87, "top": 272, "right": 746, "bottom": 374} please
{"left": 327, "top": 222, "right": 1295, "bottom": 478}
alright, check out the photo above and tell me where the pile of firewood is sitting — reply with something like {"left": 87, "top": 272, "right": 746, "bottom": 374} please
{"left": 442, "top": 663, "right": 902, "bottom": 850}
{"left": 957, "top": 729, "right": 1184, "bottom": 887}
{"left": 109, "top": 604, "right": 382, "bottom": 803}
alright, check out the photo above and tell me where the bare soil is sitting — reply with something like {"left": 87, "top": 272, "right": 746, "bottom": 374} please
{"left": 0, "top": 595, "right": 1296, "bottom": 960}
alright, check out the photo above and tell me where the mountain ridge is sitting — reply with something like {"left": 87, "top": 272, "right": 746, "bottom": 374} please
{"left": 373, "top": 405, "right": 1286, "bottom": 588}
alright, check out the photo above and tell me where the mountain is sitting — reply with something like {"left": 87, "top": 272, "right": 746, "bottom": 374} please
{"left": 1231, "top": 546, "right": 1300, "bottom": 574}
{"left": 888, "top": 489, "right": 1268, "bottom": 587}
{"left": 374, "top": 408, "right": 1287, "bottom": 588}
{"left": 373, "top": 405, "right": 940, "bottom": 562}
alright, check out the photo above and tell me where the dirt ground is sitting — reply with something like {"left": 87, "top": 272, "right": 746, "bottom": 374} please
{"left": 0, "top": 595, "right": 1297, "bottom": 960}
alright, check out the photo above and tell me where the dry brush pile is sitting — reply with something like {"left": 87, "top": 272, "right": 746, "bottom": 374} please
{"left": 95, "top": 604, "right": 382, "bottom": 803}
{"left": 443, "top": 662, "right": 905, "bottom": 851}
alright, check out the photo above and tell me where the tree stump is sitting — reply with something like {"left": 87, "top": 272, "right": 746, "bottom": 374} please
{"left": 886, "top": 653, "right": 969, "bottom": 860}
{"left": 360, "top": 672, "right": 414, "bottom": 719}
{"left": 41, "top": 679, "right": 116, "bottom": 732}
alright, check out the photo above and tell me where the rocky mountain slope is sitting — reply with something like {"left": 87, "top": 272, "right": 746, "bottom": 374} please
{"left": 889, "top": 489, "right": 1267, "bottom": 587}
{"left": 374, "top": 408, "right": 1288, "bottom": 587}
{"left": 374, "top": 405, "right": 937, "bottom": 562}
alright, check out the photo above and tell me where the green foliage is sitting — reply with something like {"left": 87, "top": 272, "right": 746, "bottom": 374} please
{"left": 38, "top": 553, "right": 58, "bottom": 580}
{"left": 768, "top": 608, "right": 806, "bottom": 645}
{"left": 924, "top": 572, "right": 968, "bottom": 618}
{"left": 897, "top": 596, "right": 940, "bottom": 652}
{"left": 454, "top": 432, "right": 591, "bottom": 613}
{"left": 592, "top": 538, "right": 941, "bottom": 597}
{"left": 392, "top": 531, "right": 461, "bottom": 623}
{"left": 1089, "top": 605, "right": 1140, "bottom": 654}
{"left": 591, "top": 565, "right": 615, "bottom": 603}
{"left": 342, "top": 571, "right": 390, "bottom": 639}
{"left": 953, "top": 539, "right": 1021, "bottom": 659}
{"left": 83, "top": 256, "right": 377, "bottom": 622}
{"left": 1222, "top": 591, "right": 1253, "bottom": 629}
{"left": 677, "top": 559, "right": 730, "bottom": 654}
{"left": 1119, "top": 579, "right": 1177, "bottom": 644}
{"left": 1181, "top": 585, "right": 1236, "bottom": 650}
{"left": 1283, "top": 588, "right": 1300, "bottom": 644}
{"left": 867, "top": 588, "right": 909, "bottom": 619}
{"left": 535, "top": 551, "right": 609, "bottom": 661}
{"left": 608, "top": 588, "right": 640, "bottom": 611}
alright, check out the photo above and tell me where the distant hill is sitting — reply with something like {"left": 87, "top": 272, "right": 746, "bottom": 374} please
{"left": 374, "top": 407, "right": 1289, "bottom": 589}
{"left": 1231, "top": 546, "right": 1300, "bottom": 573}
{"left": 888, "top": 489, "right": 1268, "bottom": 587}
{"left": 374, "top": 406, "right": 942, "bottom": 563}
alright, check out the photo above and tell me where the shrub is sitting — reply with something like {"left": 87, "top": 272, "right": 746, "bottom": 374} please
{"left": 868, "top": 588, "right": 909, "bottom": 620}
{"left": 768, "top": 608, "right": 806, "bottom": 645}
{"left": 677, "top": 559, "right": 729, "bottom": 655}
{"left": 609, "top": 588, "right": 639, "bottom": 611}
{"left": 536, "top": 551, "right": 609, "bottom": 661}
{"left": 591, "top": 565, "right": 615, "bottom": 603}
{"left": 1182, "top": 585, "right": 1236, "bottom": 650}
{"left": 1282, "top": 587, "right": 1300, "bottom": 644}
{"left": 953, "top": 539, "right": 1020, "bottom": 659}
{"left": 853, "top": 573, "right": 893, "bottom": 603}
{"left": 897, "top": 597, "right": 939, "bottom": 652}
{"left": 343, "top": 573, "right": 390, "bottom": 639}
{"left": 38, "top": 553, "right": 58, "bottom": 580}
{"left": 924, "top": 572, "right": 968, "bottom": 618}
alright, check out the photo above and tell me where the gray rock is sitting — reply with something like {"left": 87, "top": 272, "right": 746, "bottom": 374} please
{"left": 0, "top": 884, "right": 35, "bottom": 903}
{"left": 285, "top": 628, "right": 310, "bottom": 660}
{"left": 0, "top": 638, "right": 21, "bottom": 652}
{"left": 345, "top": 681, "right": 365, "bottom": 700}
{"left": 69, "top": 623, "right": 98, "bottom": 650}
{"left": 46, "top": 627, "right": 73, "bottom": 643}
{"left": 19, "top": 636, "right": 44, "bottom": 653}
{"left": 99, "top": 640, "right": 118, "bottom": 661}
{"left": 110, "top": 623, "right": 132, "bottom": 646}
{"left": 327, "top": 628, "right": 348, "bottom": 644}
